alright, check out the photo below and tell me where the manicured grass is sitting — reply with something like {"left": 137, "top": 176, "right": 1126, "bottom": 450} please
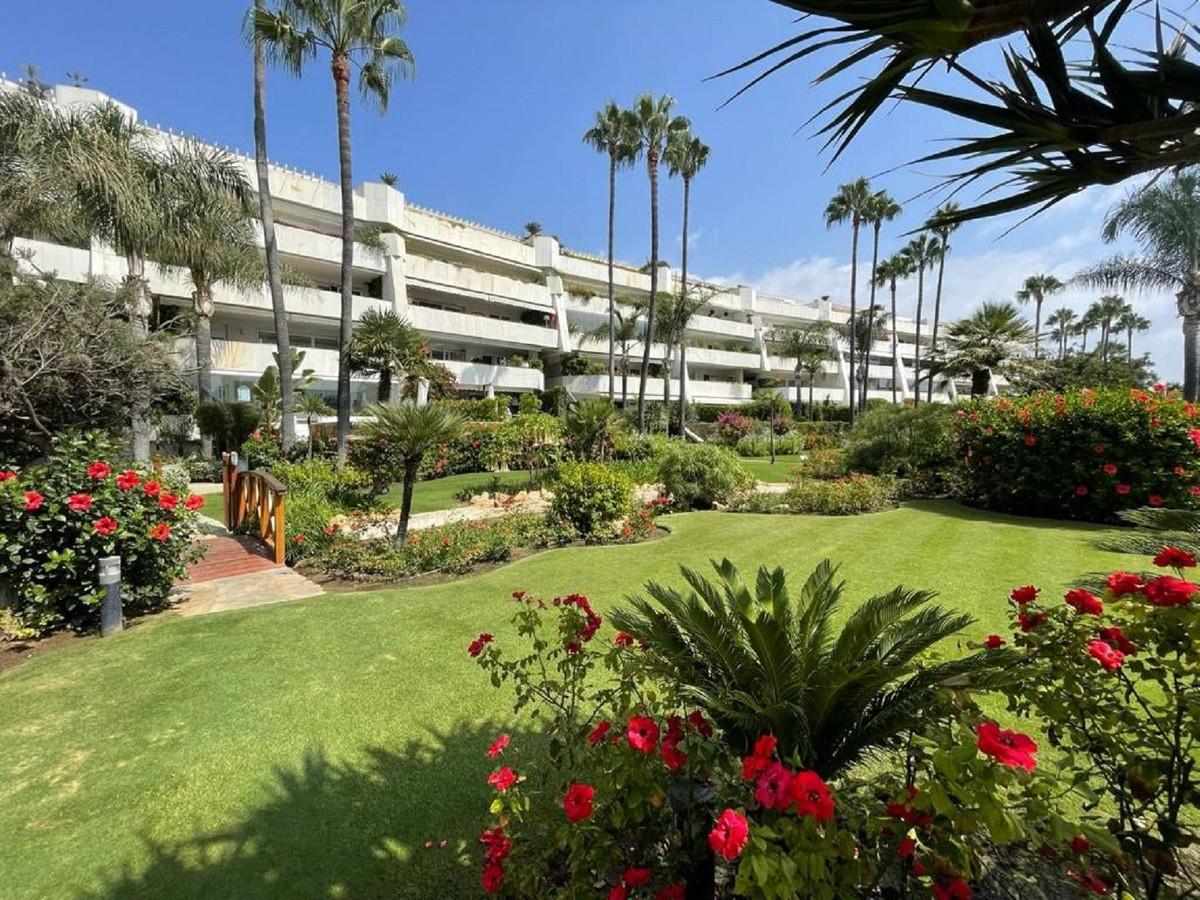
{"left": 738, "top": 454, "right": 805, "bottom": 482}
{"left": 0, "top": 502, "right": 1130, "bottom": 899}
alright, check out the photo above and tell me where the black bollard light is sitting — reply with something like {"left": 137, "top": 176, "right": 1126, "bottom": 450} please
{"left": 98, "top": 555, "right": 123, "bottom": 636}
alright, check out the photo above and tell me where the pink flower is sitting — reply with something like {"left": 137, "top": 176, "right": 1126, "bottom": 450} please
{"left": 753, "top": 762, "right": 793, "bottom": 811}
{"left": 1102, "top": 463, "right": 1117, "bottom": 476}
{"left": 1075, "top": 485, "right": 1090, "bottom": 497}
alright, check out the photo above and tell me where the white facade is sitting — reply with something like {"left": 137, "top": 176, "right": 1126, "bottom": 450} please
{"left": 7, "top": 80, "right": 972, "bottom": 413}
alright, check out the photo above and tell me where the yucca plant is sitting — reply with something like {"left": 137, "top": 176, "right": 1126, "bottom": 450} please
{"left": 610, "top": 558, "right": 1003, "bottom": 778}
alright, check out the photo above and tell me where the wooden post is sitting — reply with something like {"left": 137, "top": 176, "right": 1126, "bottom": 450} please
{"left": 273, "top": 492, "right": 286, "bottom": 565}
{"left": 221, "top": 453, "right": 234, "bottom": 530}
{"left": 258, "top": 477, "right": 270, "bottom": 541}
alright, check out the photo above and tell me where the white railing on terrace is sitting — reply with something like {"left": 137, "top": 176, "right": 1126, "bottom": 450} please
{"left": 556, "top": 374, "right": 752, "bottom": 404}
{"left": 406, "top": 305, "right": 558, "bottom": 350}
{"left": 441, "top": 360, "right": 544, "bottom": 392}
{"left": 406, "top": 254, "right": 551, "bottom": 308}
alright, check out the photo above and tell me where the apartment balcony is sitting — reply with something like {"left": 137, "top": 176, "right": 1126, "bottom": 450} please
{"left": 442, "top": 360, "right": 544, "bottom": 393}
{"left": 406, "top": 305, "right": 558, "bottom": 350}
{"left": 272, "top": 222, "right": 385, "bottom": 273}
{"left": 556, "top": 374, "right": 752, "bottom": 406}
{"left": 686, "top": 346, "right": 763, "bottom": 370}
{"left": 687, "top": 314, "right": 758, "bottom": 341}
{"left": 404, "top": 206, "right": 538, "bottom": 268}
{"left": 406, "top": 254, "right": 552, "bottom": 309}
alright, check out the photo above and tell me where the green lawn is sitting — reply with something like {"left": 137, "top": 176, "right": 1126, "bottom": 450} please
{"left": 738, "top": 454, "right": 805, "bottom": 482}
{"left": 0, "top": 502, "right": 1129, "bottom": 899}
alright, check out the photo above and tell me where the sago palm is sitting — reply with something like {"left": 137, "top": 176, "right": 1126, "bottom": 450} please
{"left": 583, "top": 102, "right": 638, "bottom": 400}
{"left": 934, "top": 301, "right": 1034, "bottom": 397}
{"left": 862, "top": 190, "right": 901, "bottom": 412}
{"left": 825, "top": 177, "right": 874, "bottom": 422}
{"left": 349, "top": 308, "right": 425, "bottom": 403}
{"left": 874, "top": 253, "right": 913, "bottom": 404}
{"left": 563, "top": 397, "right": 624, "bottom": 462}
{"left": 926, "top": 201, "right": 960, "bottom": 403}
{"left": 899, "top": 233, "right": 941, "bottom": 406}
{"left": 1015, "top": 274, "right": 1064, "bottom": 359}
{"left": 254, "top": 0, "right": 414, "bottom": 460}
{"left": 611, "top": 558, "right": 998, "bottom": 778}
{"left": 359, "top": 403, "right": 462, "bottom": 544}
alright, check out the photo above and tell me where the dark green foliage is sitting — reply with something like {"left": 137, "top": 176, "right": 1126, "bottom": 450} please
{"left": 195, "top": 401, "right": 260, "bottom": 453}
{"left": 549, "top": 462, "right": 633, "bottom": 538}
{"left": 1039, "top": 352, "right": 1157, "bottom": 393}
{"left": 844, "top": 403, "right": 956, "bottom": 479}
{"left": 658, "top": 443, "right": 753, "bottom": 509}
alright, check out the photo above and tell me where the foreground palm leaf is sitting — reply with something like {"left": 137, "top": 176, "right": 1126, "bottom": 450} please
{"left": 610, "top": 558, "right": 1003, "bottom": 778}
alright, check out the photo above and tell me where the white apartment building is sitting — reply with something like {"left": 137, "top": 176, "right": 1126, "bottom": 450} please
{"left": 7, "top": 80, "right": 971, "bottom": 417}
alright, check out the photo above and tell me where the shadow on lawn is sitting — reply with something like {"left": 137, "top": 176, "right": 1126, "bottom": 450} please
{"left": 902, "top": 498, "right": 1121, "bottom": 532}
{"left": 82, "top": 721, "right": 542, "bottom": 900}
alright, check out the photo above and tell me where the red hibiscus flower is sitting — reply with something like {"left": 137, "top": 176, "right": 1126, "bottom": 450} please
{"left": 897, "top": 836, "right": 917, "bottom": 858}
{"left": 66, "top": 493, "right": 93, "bottom": 512}
{"left": 660, "top": 736, "right": 687, "bottom": 772}
{"left": 1148, "top": 494, "right": 1164, "bottom": 507}
{"left": 1192, "top": 485, "right": 1200, "bottom": 496}
{"left": 1099, "top": 626, "right": 1136, "bottom": 655}
{"left": 1009, "top": 584, "right": 1039, "bottom": 605}
{"left": 486, "top": 734, "right": 510, "bottom": 759}
{"left": 1070, "top": 835, "right": 1090, "bottom": 855}
{"left": 984, "top": 634, "right": 1005, "bottom": 649}
{"left": 1116, "top": 483, "right": 1131, "bottom": 495}
{"left": 1074, "top": 869, "right": 1110, "bottom": 895}
{"left": 116, "top": 470, "right": 140, "bottom": 491}
{"left": 487, "top": 766, "right": 518, "bottom": 792}
{"left": 479, "top": 827, "right": 511, "bottom": 864}
{"left": 1018, "top": 611, "right": 1048, "bottom": 632}
{"left": 623, "top": 867, "right": 652, "bottom": 888}
{"left": 627, "top": 716, "right": 659, "bottom": 754}
{"left": 1065, "top": 588, "right": 1104, "bottom": 616}
{"left": 481, "top": 862, "right": 504, "bottom": 895}
{"left": 1075, "top": 485, "right": 1090, "bottom": 497}
{"left": 753, "top": 761, "right": 793, "bottom": 811}
{"left": 655, "top": 886, "right": 685, "bottom": 900}
{"left": 1153, "top": 546, "right": 1196, "bottom": 568}
{"left": 932, "top": 877, "right": 972, "bottom": 900}
{"left": 742, "top": 733, "right": 778, "bottom": 781}
{"left": 1190, "top": 428, "right": 1200, "bottom": 450}
{"left": 1143, "top": 575, "right": 1197, "bottom": 607}
{"left": 791, "top": 770, "right": 835, "bottom": 821}
{"left": 1106, "top": 571, "right": 1144, "bottom": 596}
{"left": 148, "top": 522, "right": 172, "bottom": 542}
{"left": 93, "top": 516, "right": 119, "bottom": 537}
{"left": 467, "top": 632, "right": 494, "bottom": 657}
{"left": 588, "top": 720, "right": 612, "bottom": 745}
{"left": 708, "top": 808, "right": 750, "bottom": 861}
{"left": 976, "top": 721, "right": 1038, "bottom": 771}
{"left": 159, "top": 493, "right": 179, "bottom": 510}
{"left": 184, "top": 494, "right": 205, "bottom": 511}
{"left": 86, "top": 461, "right": 112, "bottom": 479}
{"left": 143, "top": 480, "right": 161, "bottom": 497}
{"left": 609, "top": 885, "right": 628, "bottom": 900}
{"left": 687, "top": 710, "right": 713, "bottom": 738}
{"left": 563, "top": 782, "right": 594, "bottom": 822}
{"left": 613, "top": 631, "right": 634, "bottom": 647}
{"left": 1102, "top": 463, "right": 1117, "bottom": 476}
{"left": 886, "top": 786, "right": 933, "bottom": 826}
{"left": 1087, "top": 640, "right": 1124, "bottom": 672}
{"left": 23, "top": 491, "right": 44, "bottom": 511}
{"left": 0, "top": 470, "right": 15, "bottom": 481}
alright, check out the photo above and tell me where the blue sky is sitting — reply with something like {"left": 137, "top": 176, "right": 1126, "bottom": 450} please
{"left": 5, "top": 0, "right": 1179, "bottom": 378}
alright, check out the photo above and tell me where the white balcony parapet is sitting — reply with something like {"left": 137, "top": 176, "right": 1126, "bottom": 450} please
{"left": 556, "top": 374, "right": 752, "bottom": 405}
{"left": 442, "top": 360, "right": 543, "bottom": 393}
{"left": 406, "top": 254, "right": 551, "bottom": 309}
{"left": 406, "top": 305, "right": 558, "bottom": 350}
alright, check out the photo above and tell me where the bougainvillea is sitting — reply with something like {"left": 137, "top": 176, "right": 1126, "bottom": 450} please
{"left": 953, "top": 387, "right": 1200, "bottom": 521}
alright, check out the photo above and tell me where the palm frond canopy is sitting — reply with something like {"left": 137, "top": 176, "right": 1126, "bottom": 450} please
{"left": 610, "top": 559, "right": 1001, "bottom": 778}
{"left": 349, "top": 308, "right": 425, "bottom": 375}
{"left": 929, "top": 301, "right": 1037, "bottom": 386}
{"left": 664, "top": 129, "right": 711, "bottom": 181}
{"left": 583, "top": 101, "right": 639, "bottom": 166}
{"left": 628, "top": 93, "right": 690, "bottom": 163}
{"left": 358, "top": 402, "right": 463, "bottom": 462}
{"left": 825, "top": 177, "right": 873, "bottom": 228}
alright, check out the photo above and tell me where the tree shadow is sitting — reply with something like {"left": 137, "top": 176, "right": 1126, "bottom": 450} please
{"left": 81, "top": 721, "right": 543, "bottom": 900}
{"left": 901, "top": 498, "right": 1125, "bottom": 533}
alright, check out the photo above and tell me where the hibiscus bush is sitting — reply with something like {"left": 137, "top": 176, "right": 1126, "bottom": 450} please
{"left": 1003, "top": 550, "right": 1200, "bottom": 898}
{"left": 0, "top": 431, "right": 204, "bottom": 635}
{"left": 953, "top": 386, "right": 1200, "bottom": 521}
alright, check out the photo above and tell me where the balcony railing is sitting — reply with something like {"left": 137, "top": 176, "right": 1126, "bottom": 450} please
{"left": 442, "top": 360, "right": 544, "bottom": 392}
{"left": 556, "top": 374, "right": 752, "bottom": 405}
{"left": 406, "top": 305, "right": 558, "bottom": 350}
{"left": 406, "top": 254, "right": 552, "bottom": 309}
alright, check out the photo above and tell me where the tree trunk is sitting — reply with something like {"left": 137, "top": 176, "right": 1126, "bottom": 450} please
{"left": 1127, "top": 329, "right": 1133, "bottom": 362}
{"left": 254, "top": 1, "right": 295, "bottom": 450}
{"left": 0, "top": 231, "right": 14, "bottom": 285}
{"left": 194, "top": 284, "right": 214, "bottom": 459}
{"left": 637, "top": 152, "right": 660, "bottom": 433}
{"left": 378, "top": 365, "right": 393, "bottom": 403}
{"left": 678, "top": 176, "right": 691, "bottom": 438}
{"left": 607, "top": 151, "right": 617, "bottom": 401}
{"left": 971, "top": 368, "right": 991, "bottom": 398}
{"left": 663, "top": 346, "right": 672, "bottom": 435}
{"left": 332, "top": 52, "right": 355, "bottom": 464}
{"left": 395, "top": 459, "right": 420, "bottom": 546}
{"left": 890, "top": 279, "right": 899, "bottom": 405}
{"left": 125, "top": 253, "right": 153, "bottom": 462}
{"left": 1034, "top": 297, "right": 1043, "bottom": 360}
{"left": 679, "top": 342, "right": 689, "bottom": 437}
{"left": 808, "top": 381, "right": 814, "bottom": 419}
{"left": 621, "top": 355, "right": 629, "bottom": 406}
{"left": 1179, "top": 284, "right": 1200, "bottom": 401}
{"left": 864, "top": 223, "right": 881, "bottom": 413}
{"left": 847, "top": 220, "right": 859, "bottom": 423}
{"left": 927, "top": 242, "right": 948, "bottom": 403}
{"left": 793, "top": 370, "right": 802, "bottom": 419}
{"left": 307, "top": 420, "right": 314, "bottom": 459}
{"left": 912, "top": 266, "right": 925, "bottom": 408}
{"left": 769, "top": 417, "right": 776, "bottom": 464}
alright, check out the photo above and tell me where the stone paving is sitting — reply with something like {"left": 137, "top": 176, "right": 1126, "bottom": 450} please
{"left": 172, "top": 566, "right": 325, "bottom": 617}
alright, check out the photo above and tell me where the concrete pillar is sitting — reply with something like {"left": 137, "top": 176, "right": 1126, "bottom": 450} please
{"left": 381, "top": 232, "right": 408, "bottom": 314}
{"left": 753, "top": 318, "right": 770, "bottom": 371}
{"left": 532, "top": 234, "right": 560, "bottom": 271}
{"left": 546, "top": 274, "right": 571, "bottom": 352}
{"left": 485, "top": 383, "right": 495, "bottom": 399}
{"left": 360, "top": 181, "right": 405, "bottom": 228}
{"left": 832, "top": 335, "right": 851, "bottom": 403}
{"left": 738, "top": 285, "right": 757, "bottom": 314}
{"left": 416, "top": 377, "right": 429, "bottom": 406}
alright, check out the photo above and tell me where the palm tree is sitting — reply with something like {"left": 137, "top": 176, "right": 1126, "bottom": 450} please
{"left": 349, "top": 308, "right": 425, "bottom": 402}
{"left": 862, "top": 190, "right": 902, "bottom": 412}
{"left": 1074, "top": 305, "right": 1100, "bottom": 354}
{"left": 1115, "top": 309, "right": 1152, "bottom": 362}
{"left": 295, "top": 392, "right": 334, "bottom": 458}
{"left": 379, "top": 171, "right": 398, "bottom": 186}
{"left": 899, "top": 234, "right": 941, "bottom": 407}
{"left": 583, "top": 103, "right": 638, "bottom": 402}
{"left": 654, "top": 287, "right": 709, "bottom": 436}
{"left": 1044, "top": 307, "right": 1077, "bottom": 360}
{"left": 841, "top": 305, "right": 888, "bottom": 405}
{"left": 610, "top": 558, "right": 995, "bottom": 777}
{"left": 1091, "top": 294, "right": 1129, "bottom": 363}
{"left": 627, "top": 93, "right": 689, "bottom": 433}
{"left": 1015, "top": 274, "right": 1064, "bottom": 359}
{"left": 777, "top": 322, "right": 833, "bottom": 417}
{"left": 249, "top": 0, "right": 297, "bottom": 450}
{"left": 590, "top": 307, "right": 643, "bottom": 407}
{"left": 825, "top": 177, "right": 873, "bottom": 422}
{"left": 1075, "top": 172, "right": 1200, "bottom": 399}
{"left": 522, "top": 221, "right": 542, "bottom": 239}
{"left": 563, "top": 397, "right": 624, "bottom": 462}
{"left": 254, "top": 0, "right": 415, "bottom": 461}
{"left": 359, "top": 403, "right": 462, "bottom": 545}
{"left": 933, "top": 301, "right": 1034, "bottom": 397}
{"left": 926, "top": 201, "right": 960, "bottom": 403}
{"left": 873, "top": 253, "right": 913, "bottom": 404}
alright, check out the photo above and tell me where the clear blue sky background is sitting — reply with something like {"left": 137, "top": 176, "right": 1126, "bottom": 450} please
{"left": 4, "top": 0, "right": 1180, "bottom": 378}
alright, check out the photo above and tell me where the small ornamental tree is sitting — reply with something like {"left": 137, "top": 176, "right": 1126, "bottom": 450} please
{"left": 1004, "top": 552, "right": 1200, "bottom": 899}
{"left": 953, "top": 386, "right": 1200, "bottom": 521}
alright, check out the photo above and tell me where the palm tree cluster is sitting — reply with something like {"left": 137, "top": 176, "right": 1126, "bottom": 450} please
{"left": 583, "top": 95, "right": 710, "bottom": 434}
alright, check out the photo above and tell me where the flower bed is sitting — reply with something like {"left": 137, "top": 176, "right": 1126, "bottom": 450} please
{"left": 731, "top": 474, "right": 897, "bottom": 516}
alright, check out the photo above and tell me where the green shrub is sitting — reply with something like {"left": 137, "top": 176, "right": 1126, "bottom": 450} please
{"left": 240, "top": 430, "right": 287, "bottom": 470}
{"left": 793, "top": 446, "right": 848, "bottom": 480}
{"left": 549, "top": 462, "right": 633, "bottom": 537}
{"left": 262, "top": 459, "right": 378, "bottom": 561}
{"left": 845, "top": 403, "right": 956, "bottom": 479}
{"left": 439, "top": 396, "right": 508, "bottom": 422}
{"left": 779, "top": 474, "right": 897, "bottom": 515}
{"left": 0, "top": 431, "right": 204, "bottom": 634}
{"left": 658, "top": 443, "right": 753, "bottom": 509}
{"left": 954, "top": 387, "right": 1200, "bottom": 521}
{"left": 195, "top": 401, "right": 259, "bottom": 453}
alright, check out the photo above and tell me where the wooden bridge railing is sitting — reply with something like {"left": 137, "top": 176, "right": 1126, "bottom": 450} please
{"left": 221, "top": 453, "right": 288, "bottom": 566}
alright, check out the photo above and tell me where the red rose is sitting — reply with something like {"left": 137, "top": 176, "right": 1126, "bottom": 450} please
{"left": 142, "top": 480, "right": 161, "bottom": 497}
{"left": 1116, "top": 483, "right": 1131, "bottom": 495}
{"left": 790, "top": 770, "right": 835, "bottom": 821}
{"left": 1102, "top": 463, "right": 1117, "bottom": 476}
{"left": 708, "top": 808, "right": 750, "bottom": 861}
{"left": 588, "top": 720, "right": 611, "bottom": 745}
{"left": 984, "top": 634, "right": 1005, "bottom": 649}
{"left": 1099, "top": 626, "right": 1136, "bottom": 655}
{"left": 486, "top": 734, "right": 510, "bottom": 759}
{"left": 481, "top": 862, "right": 504, "bottom": 895}
{"left": 1148, "top": 494, "right": 1164, "bottom": 507}
{"left": 1065, "top": 588, "right": 1104, "bottom": 616}
{"left": 655, "top": 886, "right": 685, "bottom": 900}
{"left": 976, "top": 721, "right": 1038, "bottom": 771}
{"left": 148, "top": 522, "right": 172, "bottom": 542}
{"left": 1087, "top": 639, "right": 1124, "bottom": 672}
{"left": 93, "top": 516, "right": 119, "bottom": 537}
{"left": 468, "top": 632, "right": 494, "bottom": 657}
{"left": 116, "top": 470, "right": 139, "bottom": 491}
{"left": 1018, "top": 611, "right": 1048, "bottom": 632}
{"left": 1106, "top": 572, "right": 1144, "bottom": 595}
{"left": 1153, "top": 546, "right": 1196, "bottom": 568}
{"left": 67, "top": 493, "right": 93, "bottom": 512}
{"left": 1024, "top": 434, "right": 1037, "bottom": 447}
{"left": 623, "top": 867, "right": 652, "bottom": 888}
{"left": 487, "top": 766, "right": 518, "bottom": 792}
{"left": 1075, "top": 485, "right": 1089, "bottom": 497}
{"left": 184, "top": 494, "right": 205, "bottom": 511}
{"left": 1070, "top": 835, "right": 1090, "bottom": 855}
{"left": 0, "top": 470, "right": 15, "bottom": 481}
{"left": 1143, "top": 575, "right": 1197, "bottom": 607}
{"left": 1009, "top": 584, "right": 1039, "bottom": 605}
{"left": 86, "top": 461, "right": 112, "bottom": 479}
{"left": 614, "top": 631, "right": 634, "bottom": 647}
{"left": 897, "top": 836, "right": 917, "bottom": 858}
{"left": 563, "top": 782, "right": 594, "bottom": 822}
{"left": 753, "top": 761, "right": 793, "bottom": 811}
{"left": 23, "top": 491, "right": 43, "bottom": 511}
{"left": 480, "top": 826, "right": 511, "bottom": 863}
{"left": 932, "top": 877, "right": 972, "bottom": 900}
{"left": 626, "top": 716, "right": 659, "bottom": 754}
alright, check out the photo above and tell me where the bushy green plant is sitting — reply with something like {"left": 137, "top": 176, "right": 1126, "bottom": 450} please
{"left": 240, "top": 429, "right": 287, "bottom": 470}
{"left": 779, "top": 475, "right": 898, "bottom": 515}
{"left": 549, "top": 462, "right": 634, "bottom": 538}
{"left": 793, "top": 446, "right": 848, "bottom": 480}
{"left": 954, "top": 387, "right": 1200, "bottom": 522}
{"left": 563, "top": 398, "right": 624, "bottom": 461}
{"left": 0, "top": 431, "right": 204, "bottom": 634}
{"left": 714, "top": 410, "right": 755, "bottom": 445}
{"left": 195, "top": 401, "right": 259, "bottom": 453}
{"left": 845, "top": 404, "right": 956, "bottom": 479}
{"left": 440, "top": 396, "right": 508, "bottom": 422}
{"left": 658, "top": 443, "right": 753, "bottom": 509}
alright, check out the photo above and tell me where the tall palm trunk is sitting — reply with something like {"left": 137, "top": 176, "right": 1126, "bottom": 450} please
{"left": 863, "top": 222, "right": 881, "bottom": 412}
{"left": 808, "top": 380, "right": 815, "bottom": 419}
{"left": 621, "top": 354, "right": 629, "bottom": 407}
{"left": 395, "top": 459, "right": 419, "bottom": 546}
{"left": 912, "top": 265, "right": 926, "bottom": 408}
{"left": 1033, "top": 297, "right": 1044, "bottom": 360}
{"left": 927, "top": 243, "right": 948, "bottom": 403}
{"left": 793, "top": 369, "right": 802, "bottom": 418}
{"left": 332, "top": 51, "right": 355, "bottom": 463}
{"left": 254, "top": 0, "right": 295, "bottom": 450}
{"left": 1126, "top": 329, "right": 1133, "bottom": 362}
{"left": 677, "top": 176, "right": 691, "bottom": 436}
{"left": 846, "top": 220, "right": 860, "bottom": 422}
{"left": 889, "top": 277, "right": 899, "bottom": 405}
{"left": 1180, "top": 284, "right": 1200, "bottom": 401}
{"left": 637, "top": 152, "right": 660, "bottom": 433}
{"left": 125, "top": 253, "right": 153, "bottom": 462}
{"left": 193, "top": 281, "right": 215, "bottom": 458}
{"left": 606, "top": 149, "right": 617, "bottom": 402}
{"left": 663, "top": 344, "right": 672, "bottom": 435}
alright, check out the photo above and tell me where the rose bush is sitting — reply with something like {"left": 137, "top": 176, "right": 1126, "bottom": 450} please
{"left": 0, "top": 431, "right": 204, "bottom": 635}
{"left": 953, "top": 387, "right": 1200, "bottom": 521}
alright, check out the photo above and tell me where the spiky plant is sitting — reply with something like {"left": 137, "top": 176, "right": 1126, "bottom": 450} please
{"left": 610, "top": 558, "right": 1001, "bottom": 778}
{"left": 928, "top": 301, "right": 1035, "bottom": 397}
{"left": 563, "top": 397, "right": 624, "bottom": 462}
